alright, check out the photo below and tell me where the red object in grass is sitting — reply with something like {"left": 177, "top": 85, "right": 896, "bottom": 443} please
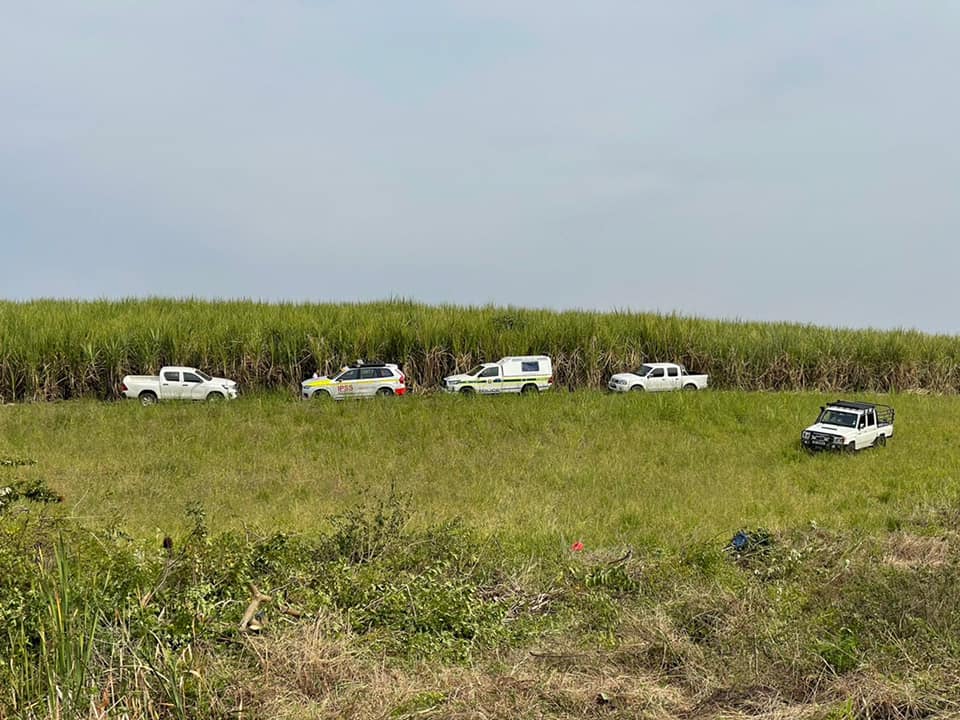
{"left": 571, "top": 541, "right": 584, "bottom": 552}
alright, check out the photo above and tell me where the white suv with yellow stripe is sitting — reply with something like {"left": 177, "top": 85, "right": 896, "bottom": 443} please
{"left": 301, "top": 362, "right": 407, "bottom": 400}
{"left": 442, "top": 355, "right": 553, "bottom": 395}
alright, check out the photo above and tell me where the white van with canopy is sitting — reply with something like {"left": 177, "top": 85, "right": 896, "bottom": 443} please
{"left": 442, "top": 356, "right": 553, "bottom": 395}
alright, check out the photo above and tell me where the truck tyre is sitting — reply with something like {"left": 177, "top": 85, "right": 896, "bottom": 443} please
{"left": 521, "top": 383, "right": 539, "bottom": 395}
{"left": 874, "top": 434, "right": 886, "bottom": 448}
{"left": 313, "top": 389, "right": 331, "bottom": 400}
{"left": 376, "top": 387, "right": 394, "bottom": 397}
{"left": 139, "top": 391, "right": 158, "bottom": 407}
{"left": 630, "top": 385, "right": 644, "bottom": 392}
{"left": 459, "top": 386, "right": 475, "bottom": 395}
{"left": 207, "top": 392, "right": 224, "bottom": 402}
{"left": 683, "top": 383, "right": 698, "bottom": 391}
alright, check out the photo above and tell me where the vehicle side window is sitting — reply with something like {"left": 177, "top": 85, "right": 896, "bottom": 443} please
{"left": 359, "top": 367, "right": 378, "bottom": 380}
{"left": 867, "top": 411, "right": 875, "bottom": 426}
{"left": 339, "top": 369, "right": 360, "bottom": 381}
{"left": 183, "top": 372, "right": 202, "bottom": 383}
{"left": 858, "top": 415, "right": 866, "bottom": 429}
{"left": 649, "top": 368, "right": 665, "bottom": 378}
{"left": 378, "top": 368, "right": 394, "bottom": 378}
{"left": 667, "top": 367, "right": 679, "bottom": 377}
{"left": 479, "top": 367, "right": 499, "bottom": 378}
{"left": 163, "top": 371, "right": 179, "bottom": 382}
{"left": 521, "top": 361, "right": 540, "bottom": 373}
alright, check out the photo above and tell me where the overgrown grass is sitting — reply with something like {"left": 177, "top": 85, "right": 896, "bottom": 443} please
{"left": 4, "top": 298, "right": 960, "bottom": 400}
{"left": 3, "top": 482, "right": 960, "bottom": 719}
{"left": 5, "top": 391, "right": 960, "bottom": 717}
{"left": 1, "top": 391, "right": 957, "bottom": 549}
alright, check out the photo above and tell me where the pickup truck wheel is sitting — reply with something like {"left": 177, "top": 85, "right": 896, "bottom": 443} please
{"left": 874, "top": 434, "right": 886, "bottom": 448}
{"left": 521, "top": 383, "right": 539, "bottom": 395}
{"left": 630, "top": 385, "right": 644, "bottom": 392}
{"left": 683, "top": 383, "right": 698, "bottom": 391}
{"left": 206, "top": 392, "right": 224, "bottom": 402}
{"left": 376, "top": 387, "right": 394, "bottom": 397}
{"left": 139, "top": 391, "right": 158, "bottom": 407}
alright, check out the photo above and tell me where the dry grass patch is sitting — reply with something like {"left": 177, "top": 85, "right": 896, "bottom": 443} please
{"left": 882, "top": 533, "right": 953, "bottom": 570}
{"left": 234, "top": 625, "right": 960, "bottom": 720}
{"left": 238, "top": 630, "right": 691, "bottom": 719}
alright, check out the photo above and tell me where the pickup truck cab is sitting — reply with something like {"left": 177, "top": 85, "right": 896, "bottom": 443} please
{"left": 801, "top": 400, "right": 894, "bottom": 452}
{"left": 442, "top": 356, "right": 553, "bottom": 395}
{"left": 608, "top": 363, "right": 708, "bottom": 392}
{"left": 121, "top": 367, "right": 238, "bottom": 406}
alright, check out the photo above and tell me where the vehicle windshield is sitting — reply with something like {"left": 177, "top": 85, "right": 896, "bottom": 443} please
{"left": 634, "top": 364, "right": 654, "bottom": 376}
{"left": 196, "top": 370, "right": 213, "bottom": 381}
{"left": 464, "top": 365, "right": 485, "bottom": 376}
{"left": 818, "top": 409, "right": 858, "bottom": 428}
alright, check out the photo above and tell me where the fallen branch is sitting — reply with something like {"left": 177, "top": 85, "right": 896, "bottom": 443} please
{"left": 239, "top": 584, "right": 273, "bottom": 632}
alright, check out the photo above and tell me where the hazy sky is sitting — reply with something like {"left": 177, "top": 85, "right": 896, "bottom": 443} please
{"left": 2, "top": 3, "right": 958, "bottom": 332}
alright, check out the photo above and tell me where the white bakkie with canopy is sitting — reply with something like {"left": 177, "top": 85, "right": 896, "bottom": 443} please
{"left": 442, "top": 355, "right": 553, "bottom": 395}
{"left": 120, "top": 367, "right": 238, "bottom": 405}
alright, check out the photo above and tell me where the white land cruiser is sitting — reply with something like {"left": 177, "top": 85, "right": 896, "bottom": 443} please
{"left": 801, "top": 400, "right": 894, "bottom": 452}
{"left": 301, "top": 362, "right": 406, "bottom": 400}
{"left": 608, "top": 362, "right": 709, "bottom": 392}
{"left": 442, "top": 355, "right": 553, "bottom": 395}
{"left": 121, "top": 367, "right": 238, "bottom": 406}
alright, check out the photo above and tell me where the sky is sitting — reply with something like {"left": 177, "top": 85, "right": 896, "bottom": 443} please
{"left": 2, "top": 2, "right": 958, "bottom": 332}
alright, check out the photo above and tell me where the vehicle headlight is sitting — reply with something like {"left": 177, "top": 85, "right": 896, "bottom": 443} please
{"left": 802, "top": 431, "right": 811, "bottom": 440}
{"left": 832, "top": 436, "right": 844, "bottom": 445}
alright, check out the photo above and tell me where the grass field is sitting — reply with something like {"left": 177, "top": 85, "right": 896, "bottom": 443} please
{"left": 8, "top": 302, "right": 960, "bottom": 717}
{"left": 2, "top": 390, "right": 957, "bottom": 547}
{"left": 5, "top": 390, "right": 960, "bottom": 718}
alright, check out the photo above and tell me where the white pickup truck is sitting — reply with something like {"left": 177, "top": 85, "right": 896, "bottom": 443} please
{"left": 607, "top": 362, "right": 709, "bottom": 392}
{"left": 121, "top": 367, "right": 238, "bottom": 406}
{"left": 801, "top": 400, "right": 894, "bottom": 452}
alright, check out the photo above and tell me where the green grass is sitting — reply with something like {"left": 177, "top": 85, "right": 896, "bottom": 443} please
{"left": 4, "top": 298, "right": 960, "bottom": 400}
{"left": 6, "top": 299, "right": 960, "bottom": 717}
{"left": 6, "top": 391, "right": 960, "bottom": 718}
{"left": 2, "top": 390, "right": 956, "bottom": 549}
